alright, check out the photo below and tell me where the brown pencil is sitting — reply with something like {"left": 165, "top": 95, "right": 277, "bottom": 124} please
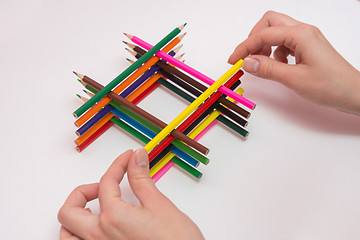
{"left": 79, "top": 74, "right": 210, "bottom": 155}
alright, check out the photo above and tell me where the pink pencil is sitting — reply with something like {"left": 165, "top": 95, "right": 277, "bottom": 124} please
{"left": 125, "top": 34, "right": 256, "bottom": 110}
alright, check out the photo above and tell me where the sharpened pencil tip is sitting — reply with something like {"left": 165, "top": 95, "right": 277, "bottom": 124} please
{"left": 77, "top": 79, "right": 81, "bottom": 83}
{"left": 177, "top": 32, "right": 187, "bottom": 41}
{"left": 124, "top": 33, "right": 133, "bottom": 40}
{"left": 178, "top": 23, "right": 187, "bottom": 31}
{"left": 73, "top": 71, "right": 85, "bottom": 80}
{"left": 76, "top": 94, "right": 81, "bottom": 99}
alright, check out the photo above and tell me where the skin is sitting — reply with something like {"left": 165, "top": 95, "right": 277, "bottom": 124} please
{"left": 58, "top": 149, "right": 205, "bottom": 240}
{"left": 228, "top": 11, "right": 360, "bottom": 116}
{"left": 59, "top": 11, "right": 360, "bottom": 240}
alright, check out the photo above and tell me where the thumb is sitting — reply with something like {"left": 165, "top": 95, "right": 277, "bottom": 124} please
{"left": 242, "top": 55, "right": 294, "bottom": 84}
{"left": 127, "top": 148, "right": 164, "bottom": 206}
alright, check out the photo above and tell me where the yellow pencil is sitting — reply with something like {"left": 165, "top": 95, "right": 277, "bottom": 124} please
{"left": 144, "top": 59, "right": 243, "bottom": 152}
{"left": 150, "top": 88, "right": 244, "bottom": 177}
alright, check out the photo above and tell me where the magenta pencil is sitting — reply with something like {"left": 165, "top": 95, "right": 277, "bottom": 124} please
{"left": 127, "top": 35, "right": 255, "bottom": 110}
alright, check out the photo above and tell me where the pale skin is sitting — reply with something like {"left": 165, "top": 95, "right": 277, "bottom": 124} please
{"left": 58, "top": 149, "right": 205, "bottom": 240}
{"left": 59, "top": 11, "right": 360, "bottom": 240}
{"left": 228, "top": 11, "right": 360, "bottom": 116}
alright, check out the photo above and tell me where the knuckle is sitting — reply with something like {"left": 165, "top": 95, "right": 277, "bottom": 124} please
{"left": 299, "top": 23, "right": 321, "bottom": 36}
{"left": 264, "top": 10, "right": 276, "bottom": 18}
{"left": 262, "top": 61, "right": 275, "bottom": 78}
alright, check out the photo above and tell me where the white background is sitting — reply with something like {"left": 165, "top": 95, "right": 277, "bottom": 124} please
{"left": 1, "top": 0, "right": 360, "bottom": 239}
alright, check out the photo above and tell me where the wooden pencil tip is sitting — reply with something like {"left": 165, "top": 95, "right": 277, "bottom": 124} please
{"left": 124, "top": 33, "right": 133, "bottom": 40}
{"left": 177, "top": 32, "right": 187, "bottom": 41}
{"left": 122, "top": 40, "right": 128, "bottom": 45}
{"left": 172, "top": 44, "right": 183, "bottom": 54}
{"left": 125, "top": 48, "right": 137, "bottom": 57}
{"left": 178, "top": 23, "right": 187, "bottom": 31}
{"left": 73, "top": 71, "right": 85, "bottom": 80}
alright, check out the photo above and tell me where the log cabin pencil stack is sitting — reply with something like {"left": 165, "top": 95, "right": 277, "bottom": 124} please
{"left": 72, "top": 24, "right": 256, "bottom": 182}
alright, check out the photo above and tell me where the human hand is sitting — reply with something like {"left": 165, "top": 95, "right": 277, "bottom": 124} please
{"left": 58, "top": 149, "right": 204, "bottom": 240}
{"left": 228, "top": 11, "right": 360, "bottom": 115}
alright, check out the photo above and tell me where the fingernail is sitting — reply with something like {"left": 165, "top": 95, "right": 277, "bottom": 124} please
{"left": 135, "top": 148, "right": 149, "bottom": 168}
{"left": 243, "top": 57, "right": 259, "bottom": 73}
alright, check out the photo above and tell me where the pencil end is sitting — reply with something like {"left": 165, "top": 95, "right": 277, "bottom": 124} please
{"left": 73, "top": 71, "right": 85, "bottom": 80}
{"left": 178, "top": 23, "right": 187, "bottom": 31}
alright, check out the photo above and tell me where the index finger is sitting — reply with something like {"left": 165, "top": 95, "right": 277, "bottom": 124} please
{"left": 98, "top": 149, "right": 134, "bottom": 210}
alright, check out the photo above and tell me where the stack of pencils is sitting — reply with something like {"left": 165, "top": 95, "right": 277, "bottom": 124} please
{"left": 72, "top": 24, "right": 256, "bottom": 182}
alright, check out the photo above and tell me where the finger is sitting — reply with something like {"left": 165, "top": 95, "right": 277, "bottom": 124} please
{"left": 98, "top": 149, "right": 133, "bottom": 210}
{"left": 248, "top": 11, "right": 300, "bottom": 36}
{"left": 242, "top": 54, "right": 305, "bottom": 87}
{"left": 127, "top": 148, "right": 164, "bottom": 207}
{"left": 228, "top": 26, "right": 299, "bottom": 64}
{"left": 58, "top": 183, "right": 99, "bottom": 239}
{"left": 60, "top": 226, "right": 82, "bottom": 240}
{"left": 273, "top": 45, "right": 292, "bottom": 63}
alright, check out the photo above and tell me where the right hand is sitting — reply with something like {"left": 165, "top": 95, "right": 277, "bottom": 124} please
{"left": 58, "top": 149, "right": 205, "bottom": 240}
{"left": 228, "top": 11, "right": 360, "bottom": 115}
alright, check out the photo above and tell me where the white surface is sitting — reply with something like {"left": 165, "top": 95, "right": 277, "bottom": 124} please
{"left": 1, "top": 0, "right": 360, "bottom": 239}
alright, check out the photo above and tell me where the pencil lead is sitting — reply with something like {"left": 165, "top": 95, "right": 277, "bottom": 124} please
{"left": 125, "top": 48, "right": 137, "bottom": 57}
{"left": 172, "top": 44, "right": 183, "bottom": 54}
{"left": 177, "top": 32, "right": 187, "bottom": 41}
{"left": 77, "top": 79, "right": 81, "bottom": 83}
{"left": 76, "top": 94, "right": 81, "bottom": 99}
{"left": 178, "top": 23, "right": 187, "bottom": 31}
{"left": 123, "top": 33, "right": 133, "bottom": 40}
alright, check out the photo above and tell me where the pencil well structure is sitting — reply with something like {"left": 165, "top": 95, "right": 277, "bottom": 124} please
{"left": 72, "top": 24, "right": 255, "bottom": 182}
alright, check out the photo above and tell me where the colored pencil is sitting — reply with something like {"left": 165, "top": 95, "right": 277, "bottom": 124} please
{"left": 125, "top": 44, "right": 251, "bottom": 119}
{"left": 126, "top": 34, "right": 255, "bottom": 110}
{"left": 73, "top": 23, "right": 186, "bottom": 118}
{"left": 143, "top": 59, "right": 244, "bottom": 152}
